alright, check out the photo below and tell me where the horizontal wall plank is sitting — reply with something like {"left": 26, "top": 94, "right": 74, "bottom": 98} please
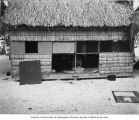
{"left": 12, "top": 59, "right": 51, "bottom": 63}
{"left": 10, "top": 35, "right": 128, "bottom": 41}
{"left": 99, "top": 63, "right": 133, "bottom": 67}
{"left": 12, "top": 72, "right": 50, "bottom": 76}
{"left": 10, "top": 31, "right": 127, "bottom": 36}
{"left": 100, "top": 58, "right": 133, "bottom": 61}
{"left": 99, "top": 68, "right": 133, "bottom": 71}
{"left": 100, "top": 70, "right": 132, "bottom": 74}
{"left": 10, "top": 31, "right": 128, "bottom": 41}
{"left": 99, "top": 68, "right": 133, "bottom": 74}
{"left": 99, "top": 66, "right": 133, "bottom": 70}
{"left": 100, "top": 53, "right": 133, "bottom": 61}
{"left": 99, "top": 61, "right": 133, "bottom": 64}
{"left": 12, "top": 65, "right": 51, "bottom": 70}
{"left": 99, "top": 52, "right": 133, "bottom": 57}
{"left": 12, "top": 61, "right": 51, "bottom": 66}
{"left": 11, "top": 55, "right": 51, "bottom": 59}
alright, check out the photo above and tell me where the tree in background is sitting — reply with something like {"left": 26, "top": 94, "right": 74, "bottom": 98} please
{"left": 0, "top": 0, "right": 9, "bottom": 55}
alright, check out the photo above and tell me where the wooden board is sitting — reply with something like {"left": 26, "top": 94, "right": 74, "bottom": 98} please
{"left": 38, "top": 42, "right": 52, "bottom": 54}
{"left": 19, "top": 60, "right": 41, "bottom": 85}
{"left": 11, "top": 42, "right": 25, "bottom": 54}
{"left": 13, "top": 70, "right": 133, "bottom": 80}
{"left": 10, "top": 31, "right": 128, "bottom": 41}
{"left": 53, "top": 42, "right": 75, "bottom": 53}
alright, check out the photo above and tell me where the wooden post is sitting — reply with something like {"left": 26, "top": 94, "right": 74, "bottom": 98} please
{"left": 131, "top": 24, "right": 133, "bottom": 52}
{"left": 0, "top": 0, "right": 1, "bottom": 32}
{"left": 130, "top": 23, "right": 135, "bottom": 78}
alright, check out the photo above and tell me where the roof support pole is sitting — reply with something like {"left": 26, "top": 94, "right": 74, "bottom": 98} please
{"left": 0, "top": 0, "right": 1, "bottom": 33}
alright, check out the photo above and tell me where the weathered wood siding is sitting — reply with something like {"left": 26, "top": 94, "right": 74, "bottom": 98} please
{"left": 53, "top": 42, "right": 75, "bottom": 53}
{"left": 99, "top": 53, "right": 133, "bottom": 74}
{"left": 11, "top": 55, "right": 51, "bottom": 77}
{"left": 11, "top": 42, "right": 25, "bottom": 54}
{"left": 9, "top": 30, "right": 133, "bottom": 78}
{"left": 38, "top": 42, "right": 52, "bottom": 54}
{"left": 10, "top": 31, "right": 128, "bottom": 41}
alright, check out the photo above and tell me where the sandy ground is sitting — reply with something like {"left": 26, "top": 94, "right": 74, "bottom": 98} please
{"left": 0, "top": 55, "right": 11, "bottom": 73}
{"left": 0, "top": 56, "right": 139, "bottom": 114}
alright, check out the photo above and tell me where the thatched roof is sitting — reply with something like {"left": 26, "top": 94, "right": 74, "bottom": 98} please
{"left": 2, "top": 0, "right": 133, "bottom": 27}
{"left": 132, "top": 10, "right": 139, "bottom": 26}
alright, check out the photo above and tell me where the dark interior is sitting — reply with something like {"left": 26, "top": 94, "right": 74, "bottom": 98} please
{"left": 25, "top": 41, "right": 38, "bottom": 53}
{"left": 134, "top": 61, "right": 139, "bottom": 70}
{"left": 100, "top": 41, "right": 130, "bottom": 52}
{"left": 52, "top": 54, "right": 74, "bottom": 72}
{"left": 100, "top": 41, "right": 112, "bottom": 52}
{"left": 76, "top": 54, "right": 99, "bottom": 68}
{"left": 77, "top": 41, "right": 98, "bottom": 53}
{"left": 52, "top": 54, "right": 99, "bottom": 72}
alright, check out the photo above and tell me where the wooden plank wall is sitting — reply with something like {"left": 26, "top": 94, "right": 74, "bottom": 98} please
{"left": 9, "top": 30, "right": 133, "bottom": 78}
{"left": 11, "top": 55, "right": 52, "bottom": 77}
{"left": 10, "top": 31, "right": 128, "bottom": 41}
{"left": 99, "top": 52, "right": 133, "bottom": 74}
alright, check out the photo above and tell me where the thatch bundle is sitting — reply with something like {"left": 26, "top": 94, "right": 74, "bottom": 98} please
{"left": 3, "top": 0, "right": 133, "bottom": 27}
{"left": 132, "top": 10, "right": 139, "bottom": 26}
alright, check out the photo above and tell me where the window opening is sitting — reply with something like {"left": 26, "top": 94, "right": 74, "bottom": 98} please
{"left": 52, "top": 54, "right": 74, "bottom": 73}
{"left": 52, "top": 41, "right": 99, "bottom": 73}
{"left": 77, "top": 41, "right": 98, "bottom": 53}
{"left": 25, "top": 41, "right": 38, "bottom": 53}
{"left": 100, "top": 41, "right": 112, "bottom": 52}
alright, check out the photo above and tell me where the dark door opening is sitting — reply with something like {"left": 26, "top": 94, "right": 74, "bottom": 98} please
{"left": 52, "top": 54, "right": 99, "bottom": 73}
{"left": 76, "top": 54, "right": 99, "bottom": 68}
{"left": 52, "top": 54, "right": 74, "bottom": 73}
{"left": 52, "top": 41, "right": 99, "bottom": 73}
{"left": 134, "top": 61, "right": 139, "bottom": 70}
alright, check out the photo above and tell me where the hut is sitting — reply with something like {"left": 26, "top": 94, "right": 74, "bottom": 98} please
{"left": 2, "top": 0, "right": 134, "bottom": 79}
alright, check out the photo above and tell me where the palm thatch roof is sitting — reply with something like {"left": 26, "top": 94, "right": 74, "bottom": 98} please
{"left": 2, "top": 0, "right": 133, "bottom": 27}
{"left": 132, "top": 10, "right": 139, "bottom": 26}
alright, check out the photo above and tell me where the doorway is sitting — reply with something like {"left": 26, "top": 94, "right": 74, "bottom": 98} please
{"left": 52, "top": 41, "right": 99, "bottom": 73}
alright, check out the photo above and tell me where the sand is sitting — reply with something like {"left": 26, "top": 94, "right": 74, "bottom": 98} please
{"left": 0, "top": 56, "right": 139, "bottom": 114}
